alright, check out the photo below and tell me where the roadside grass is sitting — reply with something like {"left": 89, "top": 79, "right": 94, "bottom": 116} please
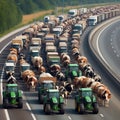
{"left": 0, "top": 2, "right": 118, "bottom": 37}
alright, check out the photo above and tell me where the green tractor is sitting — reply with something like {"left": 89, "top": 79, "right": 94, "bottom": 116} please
{"left": 2, "top": 84, "right": 23, "bottom": 108}
{"left": 65, "top": 64, "right": 82, "bottom": 83}
{"left": 43, "top": 89, "right": 65, "bottom": 114}
{"left": 38, "top": 78, "right": 56, "bottom": 104}
{"left": 75, "top": 88, "right": 99, "bottom": 114}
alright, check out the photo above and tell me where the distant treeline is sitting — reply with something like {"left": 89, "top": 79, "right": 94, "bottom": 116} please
{"left": 0, "top": 0, "right": 119, "bottom": 33}
{"left": 0, "top": 0, "right": 22, "bottom": 33}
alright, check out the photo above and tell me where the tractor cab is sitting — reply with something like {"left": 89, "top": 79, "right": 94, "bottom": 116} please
{"left": 66, "top": 64, "right": 82, "bottom": 82}
{"left": 6, "top": 84, "right": 18, "bottom": 93}
{"left": 3, "top": 84, "right": 23, "bottom": 108}
{"left": 43, "top": 89, "right": 65, "bottom": 114}
{"left": 79, "top": 88, "right": 92, "bottom": 97}
{"left": 75, "top": 88, "right": 99, "bottom": 114}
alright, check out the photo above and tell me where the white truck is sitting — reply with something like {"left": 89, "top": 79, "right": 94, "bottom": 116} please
{"left": 68, "top": 9, "right": 79, "bottom": 18}
{"left": 57, "top": 14, "right": 68, "bottom": 23}
{"left": 87, "top": 15, "right": 98, "bottom": 26}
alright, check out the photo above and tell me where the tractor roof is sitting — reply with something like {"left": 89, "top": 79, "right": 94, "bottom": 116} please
{"left": 47, "top": 89, "right": 59, "bottom": 92}
{"left": 42, "top": 80, "right": 54, "bottom": 83}
{"left": 79, "top": 88, "right": 92, "bottom": 92}
{"left": 6, "top": 84, "right": 18, "bottom": 87}
{"left": 5, "top": 62, "right": 15, "bottom": 66}
{"left": 68, "top": 64, "right": 78, "bottom": 67}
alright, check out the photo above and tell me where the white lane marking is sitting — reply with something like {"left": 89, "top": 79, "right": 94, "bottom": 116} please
{"left": 100, "top": 113, "right": 104, "bottom": 118}
{"left": 68, "top": 115, "right": 72, "bottom": 120}
{"left": 4, "top": 109, "right": 10, "bottom": 120}
{"left": 26, "top": 103, "right": 36, "bottom": 120}
{"left": 96, "top": 19, "right": 120, "bottom": 70}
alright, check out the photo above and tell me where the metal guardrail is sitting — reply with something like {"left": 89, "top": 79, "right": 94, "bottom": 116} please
{"left": 89, "top": 16, "right": 120, "bottom": 86}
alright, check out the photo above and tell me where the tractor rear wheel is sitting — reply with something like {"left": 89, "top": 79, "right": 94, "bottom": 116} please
{"left": 44, "top": 104, "right": 51, "bottom": 114}
{"left": 93, "top": 103, "right": 99, "bottom": 114}
{"left": 3, "top": 98, "right": 9, "bottom": 108}
{"left": 18, "top": 98, "right": 23, "bottom": 108}
{"left": 60, "top": 104, "right": 65, "bottom": 114}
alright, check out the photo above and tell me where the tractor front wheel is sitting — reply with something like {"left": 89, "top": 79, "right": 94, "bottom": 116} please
{"left": 18, "top": 98, "right": 23, "bottom": 108}
{"left": 44, "top": 104, "right": 51, "bottom": 114}
{"left": 60, "top": 104, "right": 65, "bottom": 114}
{"left": 78, "top": 103, "right": 85, "bottom": 114}
{"left": 3, "top": 98, "right": 9, "bottom": 108}
{"left": 93, "top": 103, "right": 99, "bottom": 114}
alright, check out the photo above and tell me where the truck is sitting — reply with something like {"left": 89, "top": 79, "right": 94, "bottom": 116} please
{"left": 68, "top": 9, "right": 79, "bottom": 18}
{"left": 43, "top": 89, "right": 65, "bottom": 114}
{"left": 44, "top": 15, "right": 59, "bottom": 25}
{"left": 44, "top": 34, "right": 56, "bottom": 44}
{"left": 30, "top": 38, "right": 41, "bottom": 51}
{"left": 20, "top": 63, "right": 30, "bottom": 77}
{"left": 2, "top": 84, "right": 23, "bottom": 108}
{"left": 57, "top": 14, "right": 68, "bottom": 23}
{"left": 87, "top": 15, "right": 98, "bottom": 26}
{"left": 75, "top": 88, "right": 99, "bottom": 114}
{"left": 72, "top": 23, "right": 84, "bottom": 35}
{"left": 52, "top": 27, "right": 63, "bottom": 38}
{"left": 58, "top": 42, "right": 67, "bottom": 54}
{"left": 11, "top": 36, "right": 24, "bottom": 53}
{"left": 65, "top": 64, "right": 82, "bottom": 83}
{"left": 79, "top": 8, "right": 88, "bottom": 14}
{"left": 38, "top": 77, "right": 57, "bottom": 104}
{"left": 47, "top": 55, "right": 60, "bottom": 66}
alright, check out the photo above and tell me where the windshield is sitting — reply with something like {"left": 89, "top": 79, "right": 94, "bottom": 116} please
{"left": 59, "top": 16, "right": 63, "bottom": 21}
{"left": 82, "top": 91, "right": 92, "bottom": 97}
{"left": 21, "top": 66, "right": 30, "bottom": 72}
{"left": 68, "top": 11, "right": 74, "bottom": 15}
{"left": 6, "top": 66, "right": 14, "bottom": 71}
{"left": 88, "top": 19, "right": 96, "bottom": 22}
{"left": 43, "top": 83, "right": 54, "bottom": 89}
{"left": 44, "top": 18, "right": 49, "bottom": 22}
{"left": 7, "top": 86, "right": 18, "bottom": 92}
{"left": 69, "top": 66, "right": 78, "bottom": 71}
{"left": 73, "top": 26, "right": 82, "bottom": 30}
{"left": 31, "top": 52, "right": 39, "bottom": 57}
{"left": 49, "top": 91, "right": 59, "bottom": 98}
{"left": 53, "top": 31, "right": 61, "bottom": 35}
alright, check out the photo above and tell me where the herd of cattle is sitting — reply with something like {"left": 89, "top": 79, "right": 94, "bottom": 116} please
{"left": 4, "top": 4, "right": 120, "bottom": 107}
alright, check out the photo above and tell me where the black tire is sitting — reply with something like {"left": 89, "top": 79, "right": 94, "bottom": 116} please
{"left": 38, "top": 94, "right": 43, "bottom": 104}
{"left": 3, "top": 98, "right": 9, "bottom": 108}
{"left": 59, "top": 104, "right": 65, "bottom": 114}
{"left": 44, "top": 104, "right": 51, "bottom": 114}
{"left": 18, "top": 98, "right": 23, "bottom": 108}
{"left": 93, "top": 103, "right": 99, "bottom": 114}
{"left": 78, "top": 103, "right": 85, "bottom": 114}
{"left": 75, "top": 100, "right": 78, "bottom": 111}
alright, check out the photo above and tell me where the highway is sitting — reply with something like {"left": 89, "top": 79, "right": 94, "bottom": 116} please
{"left": 0, "top": 18, "right": 120, "bottom": 120}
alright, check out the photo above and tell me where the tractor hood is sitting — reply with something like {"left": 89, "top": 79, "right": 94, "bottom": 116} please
{"left": 84, "top": 96, "right": 91, "bottom": 103}
{"left": 10, "top": 92, "right": 16, "bottom": 98}
{"left": 51, "top": 97, "right": 58, "bottom": 104}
